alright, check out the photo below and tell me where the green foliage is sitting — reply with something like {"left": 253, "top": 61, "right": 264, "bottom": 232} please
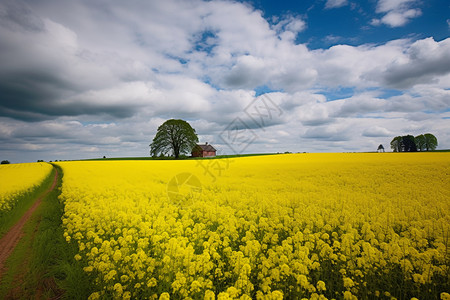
{"left": 390, "top": 136, "right": 402, "bottom": 152}
{"left": 392, "top": 133, "right": 438, "bottom": 152}
{"left": 402, "top": 135, "right": 417, "bottom": 152}
{"left": 1, "top": 160, "right": 10, "bottom": 164}
{"left": 423, "top": 133, "right": 438, "bottom": 151}
{"left": 415, "top": 134, "right": 426, "bottom": 151}
{"left": 150, "top": 119, "right": 199, "bottom": 159}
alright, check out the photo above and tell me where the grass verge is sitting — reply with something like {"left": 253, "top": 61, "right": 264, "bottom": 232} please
{"left": 0, "top": 165, "right": 92, "bottom": 299}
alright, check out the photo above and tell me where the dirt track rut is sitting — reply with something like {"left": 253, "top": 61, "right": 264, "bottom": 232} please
{"left": 0, "top": 168, "right": 59, "bottom": 279}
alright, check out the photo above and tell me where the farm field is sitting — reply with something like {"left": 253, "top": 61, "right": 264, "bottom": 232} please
{"left": 55, "top": 153, "right": 450, "bottom": 300}
{"left": 0, "top": 162, "right": 53, "bottom": 216}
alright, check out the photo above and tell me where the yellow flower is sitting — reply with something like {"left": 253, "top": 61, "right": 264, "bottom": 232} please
{"left": 123, "top": 291, "right": 131, "bottom": 300}
{"left": 191, "top": 280, "right": 202, "bottom": 293}
{"left": 269, "top": 290, "right": 284, "bottom": 300}
{"left": 441, "top": 293, "right": 450, "bottom": 300}
{"left": 204, "top": 290, "right": 215, "bottom": 300}
{"left": 317, "top": 280, "right": 326, "bottom": 292}
{"left": 147, "top": 277, "right": 157, "bottom": 288}
{"left": 113, "top": 283, "right": 123, "bottom": 295}
{"left": 343, "top": 277, "right": 354, "bottom": 288}
{"left": 87, "top": 292, "right": 100, "bottom": 300}
{"left": 83, "top": 266, "right": 93, "bottom": 272}
{"left": 113, "top": 250, "right": 122, "bottom": 261}
{"left": 54, "top": 153, "right": 450, "bottom": 298}
{"left": 217, "top": 292, "right": 231, "bottom": 300}
{"left": 159, "top": 292, "right": 170, "bottom": 300}
{"left": 343, "top": 291, "right": 355, "bottom": 300}
{"left": 104, "top": 270, "right": 117, "bottom": 281}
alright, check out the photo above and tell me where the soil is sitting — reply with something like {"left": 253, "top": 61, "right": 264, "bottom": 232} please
{"left": 0, "top": 168, "right": 59, "bottom": 279}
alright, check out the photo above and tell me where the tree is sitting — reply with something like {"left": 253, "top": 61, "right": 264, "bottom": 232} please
{"left": 402, "top": 135, "right": 417, "bottom": 152}
{"left": 1, "top": 160, "right": 10, "bottom": 164}
{"left": 423, "top": 133, "right": 438, "bottom": 151}
{"left": 390, "top": 136, "right": 402, "bottom": 152}
{"left": 150, "top": 119, "right": 198, "bottom": 159}
{"left": 377, "top": 144, "right": 385, "bottom": 152}
{"left": 391, "top": 135, "right": 418, "bottom": 152}
{"left": 415, "top": 134, "right": 426, "bottom": 151}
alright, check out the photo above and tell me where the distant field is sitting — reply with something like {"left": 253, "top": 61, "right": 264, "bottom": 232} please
{"left": 55, "top": 153, "right": 450, "bottom": 299}
{"left": 0, "top": 163, "right": 53, "bottom": 211}
{"left": 81, "top": 153, "right": 279, "bottom": 161}
{"left": 73, "top": 149, "right": 450, "bottom": 162}
{"left": 0, "top": 163, "right": 53, "bottom": 230}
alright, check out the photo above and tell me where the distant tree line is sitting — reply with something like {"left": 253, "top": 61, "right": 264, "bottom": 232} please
{"left": 390, "top": 133, "right": 438, "bottom": 152}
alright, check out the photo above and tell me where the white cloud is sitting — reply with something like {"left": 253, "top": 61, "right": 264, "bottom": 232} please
{"left": 362, "top": 126, "right": 392, "bottom": 137}
{"left": 271, "top": 15, "right": 306, "bottom": 39}
{"left": 325, "top": 0, "right": 348, "bottom": 9}
{"left": 381, "top": 38, "right": 450, "bottom": 88}
{"left": 376, "top": 0, "right": 416, "bottom": 13}
{"left": 373, "top": 0, "right": 422, "bottom": 27}
{"left": 381, "top": 9, "right": 421, "bottom": 27}
{"left": 303, "top": 123, "right": 352, "bottom": 141}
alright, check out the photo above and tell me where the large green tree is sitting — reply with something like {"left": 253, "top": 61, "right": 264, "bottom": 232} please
{"left": 150, "top": 119, "right": 198, "bottom": 159}
{"left": 423, "top": 133, "right": 438, "bottom": 151}
{"left": 415, "top": 134, "right": 426, "bottom": 151}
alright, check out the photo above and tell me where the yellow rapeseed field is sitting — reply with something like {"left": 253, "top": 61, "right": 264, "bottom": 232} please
{"left": 56, "top": 153, "right": 450, "bottom": 300}
{"left": 0, "top": 162, "right": 53, "bottom": 213}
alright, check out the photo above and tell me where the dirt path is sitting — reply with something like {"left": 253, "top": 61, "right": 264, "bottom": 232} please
{"left": 0, "top": 168, "right": 59, "bottom": 279}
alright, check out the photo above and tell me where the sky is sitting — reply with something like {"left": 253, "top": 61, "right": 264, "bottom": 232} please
{"left": 0, "top": 0, "right": 449, "bottom": 163}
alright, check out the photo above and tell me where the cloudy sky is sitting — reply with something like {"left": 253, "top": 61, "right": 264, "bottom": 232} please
{"left": 1, "top": 0, "right": 449, "bottom": 162}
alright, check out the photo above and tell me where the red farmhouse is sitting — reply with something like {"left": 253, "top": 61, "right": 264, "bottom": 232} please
{"left": 191, "top": 143, "right": 216, "bottom": 157}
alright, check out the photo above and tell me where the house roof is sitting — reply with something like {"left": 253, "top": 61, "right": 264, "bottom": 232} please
{"left": 195, "top": 143, "right": 216, "bottom": 152}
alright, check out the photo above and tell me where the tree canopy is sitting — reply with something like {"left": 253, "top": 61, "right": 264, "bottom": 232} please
{"left": 390, "top": 136, "right": 402, "bottom": 152}
{"left": 390, "top": 133, "right": 437, "bottom": 152}
{"left": 402, "top": 135, "right": 417, "bottom": 152}
{"left": 150, "top": 119, "right": 198, "bottom": 159}
{"left": 414, "top": 134, "right": 426, "bottom": 151}
{"left": 423, "top": 133, "right": 438, "bottom": 151}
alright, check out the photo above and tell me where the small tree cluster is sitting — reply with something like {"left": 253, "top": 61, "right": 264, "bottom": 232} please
{"left": 1, "top": 160, "right": 10, "bottom": 164}
{"left": 390, "top": 133, "right": 438, "bottom": 152}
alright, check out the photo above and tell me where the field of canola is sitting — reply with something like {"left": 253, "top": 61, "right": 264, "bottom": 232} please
{"left": 56, "top": 153, "right": 450, "bottom": 300}
{"left": 0, "top": 162, "right": 53, "bottom": 214}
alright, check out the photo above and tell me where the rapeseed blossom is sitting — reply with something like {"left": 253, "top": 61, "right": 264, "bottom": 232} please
{"left": 56, "top": 153, "right": 450, "bottom": 299}
{"left": 0, "top": 162, "right": 53, "bottom": 213}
